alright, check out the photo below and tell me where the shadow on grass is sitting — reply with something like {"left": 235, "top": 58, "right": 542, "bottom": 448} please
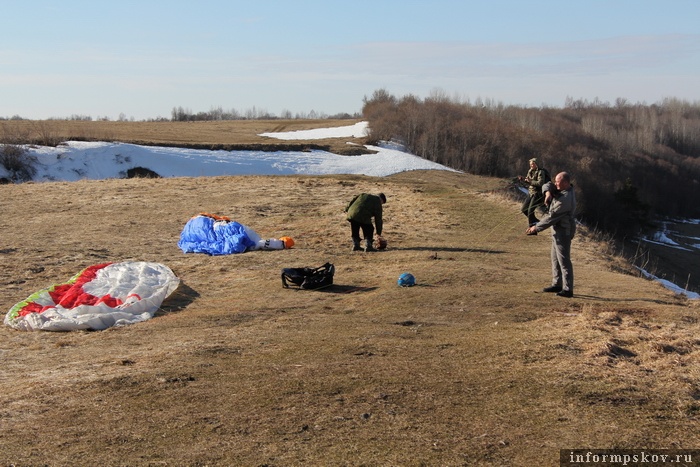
{"left": 570, "top": 293, "right": 681, "bottom": 306}
{"left": 157, "top": 282, "right": 200, "bottom": 315}
{"left": 394, "top": 246, "right": 506, "bottom": 254}
{"left": 312, "top": 284, "right": 379, "bottom": 294}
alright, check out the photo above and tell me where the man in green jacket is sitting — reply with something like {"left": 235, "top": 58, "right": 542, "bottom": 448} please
{"left": 519, "top": 157, "right": 550, "bottom": 226}
{"left": 345, "top": 192, "right": 386, "bottom": 252}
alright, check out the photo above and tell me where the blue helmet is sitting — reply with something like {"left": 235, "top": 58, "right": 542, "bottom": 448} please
{"left": 397, "top": 272, "right": 416, "bottom": 287}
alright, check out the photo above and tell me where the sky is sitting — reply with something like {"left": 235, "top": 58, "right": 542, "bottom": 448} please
{"left": 2, "top": 0, "right": 699, "bottom": 121}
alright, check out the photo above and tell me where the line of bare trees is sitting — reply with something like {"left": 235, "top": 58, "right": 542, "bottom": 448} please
{"left": 170, "top": 106, "right": 359, "bottom": 122}
{"left": 362, "top": 89, "right": 700, "bottom": 237}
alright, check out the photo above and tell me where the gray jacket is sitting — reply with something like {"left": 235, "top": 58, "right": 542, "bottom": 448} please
{"left": 535, "top": 182, "right": 576, "bottom": 238}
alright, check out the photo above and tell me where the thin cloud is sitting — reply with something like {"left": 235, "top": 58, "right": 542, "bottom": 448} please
{"left": 349, "top": 34, "right": 700, "bottom": 76}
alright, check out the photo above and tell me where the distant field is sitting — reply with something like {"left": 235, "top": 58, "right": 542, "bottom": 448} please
{"left": 0, "top": 118, "right": 368, "bottom": 154}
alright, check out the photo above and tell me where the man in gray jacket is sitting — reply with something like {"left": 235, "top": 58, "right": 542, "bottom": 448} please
{"left": 526, "top": 172, "right": 576, "bottom": 297}
{"left": 345, "top": 192, "right": 386, "bottom": 252}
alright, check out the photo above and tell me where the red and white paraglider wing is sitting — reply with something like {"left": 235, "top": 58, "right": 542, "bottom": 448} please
{"left": 4, "top": 262, "right": 180, "bottom": 331}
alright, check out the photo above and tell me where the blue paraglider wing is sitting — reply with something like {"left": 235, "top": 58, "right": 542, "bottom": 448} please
{"left": 178, "top": 215, "right": 256, "bottom": 255}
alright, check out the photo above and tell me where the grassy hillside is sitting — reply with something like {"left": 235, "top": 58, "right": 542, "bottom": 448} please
{"left": 1, "top": 168, "right": 698, "bottom": 466}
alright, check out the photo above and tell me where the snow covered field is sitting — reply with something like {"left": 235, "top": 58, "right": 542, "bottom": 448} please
{"left": 641, "top": 218, "right": 700, "bottom": 252}
{"left": 638, "top": 218, "right": 700, "bottom": 298}
{"left": 3, "top": 121, "right": 456, "bottom": 181}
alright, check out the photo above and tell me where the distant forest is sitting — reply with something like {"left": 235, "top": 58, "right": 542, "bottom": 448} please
{"left": 170, "top": 107, "right": 360, "bottom": 122}
{"left": 361, "top": 89, "right": 700, "bottom": 238}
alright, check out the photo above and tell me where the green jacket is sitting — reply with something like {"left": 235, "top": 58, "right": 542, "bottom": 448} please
{"left": 526, "top": 168, "right": 549, "bottom": 196}
{"left": 345, "top": 193, "right": 383, "bottom": 235}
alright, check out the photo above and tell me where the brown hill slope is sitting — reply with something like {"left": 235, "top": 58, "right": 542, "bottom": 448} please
{"left": 0, "top": 170, "right": 698, "bottom": 466}
{"left": 0, "top": 118, "right": 370, "bottom": 155}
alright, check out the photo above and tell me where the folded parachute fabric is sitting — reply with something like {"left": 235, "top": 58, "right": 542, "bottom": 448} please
{"left": 4, "top": 262, "right": 180, "bottom": 332}
{"left": 178, "top": 214, "right": 255, "bottom": 255}
{"left": 178, "top": 213, "right": 293, "bottom": 255}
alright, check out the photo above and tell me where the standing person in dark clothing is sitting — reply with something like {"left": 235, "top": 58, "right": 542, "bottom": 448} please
{"left": 345, "top": 192, "right": 386, "bottom": 252}
{"left": 519, "top": 158, "right": 550, "bottom": 226}
{"left": 526, "top": 172, "right": 576, "bottom": 298}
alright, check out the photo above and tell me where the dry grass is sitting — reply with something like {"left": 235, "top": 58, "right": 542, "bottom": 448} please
{"left": 0, "top": 119, "right": 369, "bottom": 155}
{"left": 1, "top": 122, "right": 699, "bottom": 466}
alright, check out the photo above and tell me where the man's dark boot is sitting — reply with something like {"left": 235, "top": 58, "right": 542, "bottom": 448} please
{"left": 364, "top": 239, "right": 377, "bottom": 252}
{"left": 352, "top": 237, "right": 362, "bottom": 251}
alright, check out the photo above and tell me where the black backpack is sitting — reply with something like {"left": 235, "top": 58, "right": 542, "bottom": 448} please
{"left": 281, "top": 263, "right": 335, "bottom": 290}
